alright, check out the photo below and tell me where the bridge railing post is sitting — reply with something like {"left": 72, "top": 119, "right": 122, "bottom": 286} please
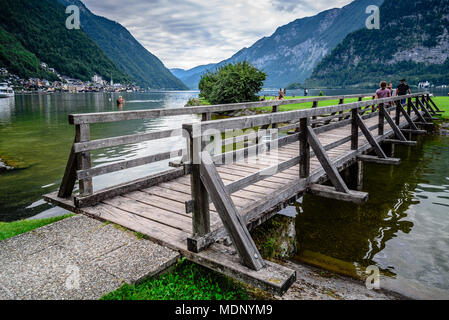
{"left": 378, "top": 103, "right": 385, "bottom": 136}
{"left": 338, "top": 98, "right": 345, "bottom": 121}
{"left": 76, "top": 124, "right": 93, "bottom": 196}
{"left": 311, "top": 101, "right": 318, "bottom": 128}
{"left": 184, "top": 123, "right": 211, "bottom": 239}
{"left": 395, "top": 100, "right": 401, "bottom": 125}
{"left": 351, "top": 108, "right": 359, "bottom": 150}
{"left": 407, "top": 97, "right": 412, "bottom": 115}
{"left": 272, "top": 105, "right": 279, "bottom": 129}
{"left": 299, "top": 117, "right": 310, "bottom": 179}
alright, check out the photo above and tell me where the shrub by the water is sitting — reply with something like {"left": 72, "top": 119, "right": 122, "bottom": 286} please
{"left": 198, "top": 62, "right": 266, "bottom": 105}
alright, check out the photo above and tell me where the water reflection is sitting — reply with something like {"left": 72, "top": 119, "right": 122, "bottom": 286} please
{"left": 0, "top": 91, "right": 199, "bottom": 221}
{"left": 291, "top": 135, "right": 449, "bottom": 297}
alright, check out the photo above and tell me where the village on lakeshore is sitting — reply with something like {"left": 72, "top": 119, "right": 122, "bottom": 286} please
{"left": 0, "top": 64, "right": 143, "bottom": 94}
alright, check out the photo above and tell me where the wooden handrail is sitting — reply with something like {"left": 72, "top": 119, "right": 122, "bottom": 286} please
{"left": 69, "top": 93, "right": 388, "bottom": 125}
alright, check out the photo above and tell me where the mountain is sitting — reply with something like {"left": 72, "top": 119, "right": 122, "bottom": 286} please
{"left": 308, "top": 0, "right": 449, "bottom": 87}
{"left": 170, "top": 64, "right": 215, "bottom": 90}
{"left": 174, "top": 0, "right": 384, "bottom": 89}
{"left": 57, "top": 0, "right": 187, "bottom": 90}
{"left": 0, "top": 0, "right": 128, "bottom": 82}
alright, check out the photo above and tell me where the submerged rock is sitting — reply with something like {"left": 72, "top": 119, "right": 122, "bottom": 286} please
{"left": 0, "top": 158, "right": 14, "bottom": 172}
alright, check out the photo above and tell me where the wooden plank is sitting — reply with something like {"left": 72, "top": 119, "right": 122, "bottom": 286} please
{"left": 73, "top": 129, "right": 182, "bottom": 153}
{"left": 307, "top": 184, "right": 368, "bottom": 204}
{"left": 401, "top": 129, "right": 426, "bottom": 135}
{"left": 77, "top": 149, "right": 183, "bottom": 180}
{"left": 355, "top": 113, "right": 387, "bottom": 159}
{"left": 102, "top": 196, "right": 192, "bottom": 233}
{"left": 383, "top": 139, "right": 417, "bottom": 146}
{"left": 357, "top": 155, "right": 401, "bottom": 165}
{"left": 306, "top": 126, "right": 349, "bottom": 193}
{"left": 74, "top": 168, "right": 185, "bottom": 208}
{"left": 188, "top": 94, "right": 422, "bottom": 134}
{"left": 184, "top": 243, "right": 296, "bottom": 296}
{"left": 225, "top": 156, "right": 301, "bottom": 194}
{"left": 197, "top": 152, "right": 265, "bottom": 271}
{"left": 69, "top": 93, "right": 385, "bottom": 125}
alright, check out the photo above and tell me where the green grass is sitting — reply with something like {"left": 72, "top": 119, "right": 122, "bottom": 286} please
{"left": 101, "top": 258, "right": 250, "bottom": 300}
{"left": 0, "top": 214, "right": 74, "bottom": 241}
{"left": 432, "top": 96, "right": 449, "bottom": 119}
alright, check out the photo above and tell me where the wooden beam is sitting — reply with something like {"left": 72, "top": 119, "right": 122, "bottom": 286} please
{"left": 383, "top": 139, "right": 417, "bottom": 146}
{"left": 58, "top": 141, "right": 77, "bottom": 198}
{"left": 355, "top": 113, "right": 387, "bottom": 159}
{"left": 77, "top": 149, "right": 183, "bottom": 180}
{"left": 351, "top": 108, "right": 359, "bottom": 150}
{"left": 427, "top": 95, "right": 443, "bottom": 112}
{"left": 416, "top": 98, "right": 433, "bottom": 119}
{"left": 308, "top": 184, "right": 368, "bottom": 204}
{"left": 397, "top": 102, "right": 419, "bottom": 130}
{"left": 306, "top": 126, "right": 349, "bottom": 193}
{"left": 198, "top": 152, "right": 265, "bottom": 271}
{"left": 382, "top": 109, "right": 407, "bottom": 141}
{"left": 76, "top": 124, "right": 93, "bottom": 196}
{"left": 73, "top": 168, "right": 185, "bottom": 208}
{"left": 357, "top": 155, "right": 401, "bottom": 165}
{"left": 409, "top": 101, "right": 427, "bottom": 123}
{"left": 401, "top": 129, "right": 426, "bottom": 135}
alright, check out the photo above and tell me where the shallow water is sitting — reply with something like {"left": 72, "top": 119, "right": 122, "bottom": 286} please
{"left": 288, "top": 135, "right": 449, "bottom": 298}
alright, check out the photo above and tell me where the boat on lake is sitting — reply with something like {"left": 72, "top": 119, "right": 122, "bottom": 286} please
{"left": 0, "top": 83, "right": 14, "bottom": 98}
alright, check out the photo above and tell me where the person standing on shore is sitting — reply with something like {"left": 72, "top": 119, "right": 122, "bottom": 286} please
{"left": 278, "top": 88, "right": 284, "bottom": 100}
{"left": 396, "top": 79, "right": 411, "bottom": 105}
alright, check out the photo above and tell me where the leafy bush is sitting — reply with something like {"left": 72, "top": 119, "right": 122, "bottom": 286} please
{"left": 199, "top": 61, "right": 266, "bottom": 105}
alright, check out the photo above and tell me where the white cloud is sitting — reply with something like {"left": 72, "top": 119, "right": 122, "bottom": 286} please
{"left": 82, "top": 0, "right": 353, "bottom": 69}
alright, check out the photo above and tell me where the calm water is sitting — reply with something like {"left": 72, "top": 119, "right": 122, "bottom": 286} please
{"left": 0, "top": 91, "right": 200, "bottom": 221}
{"left": 287, "top": 135, "right": 449, "bottom": 299}
{"left": 1, "top": 91, "right": 448, "bottom": 298}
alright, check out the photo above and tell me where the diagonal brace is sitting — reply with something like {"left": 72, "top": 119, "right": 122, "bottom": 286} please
{"left": 306, "top": 126, "right": 350, "bottom": 193}
{"left": 355, "top": 113, "right": 387, "bottom": 159}
{"left": 199, "top": 151, "right": 265, "bottom": 271}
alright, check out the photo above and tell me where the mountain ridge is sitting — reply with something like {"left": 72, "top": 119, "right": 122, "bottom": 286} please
{"left": 308, "top": 0, "right": 449, "bottom": 87}
{"left": 57, "top": 0, "right": 187, "bottom": 89}
{"left": 173, "top": 0, "right": 384, "bottom": 89}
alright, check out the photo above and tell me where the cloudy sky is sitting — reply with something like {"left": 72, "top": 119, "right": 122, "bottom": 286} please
{"left": 82, "top": 0, "right": 353, "bottom": 70}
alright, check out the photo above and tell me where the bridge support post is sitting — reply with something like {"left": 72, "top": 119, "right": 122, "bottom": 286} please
{"left": 184, "top": 123, "right": 211, "bottom": 243}
{"left": 299, "top": 117, "right": 310, "bottom": 179}
{"left": 351, "top": 108, "right": 359, "bottom": 150}
{"left": 76, "top": 124, "right": 93, "bottom": 196}
{"left": 378, "top": 103, "right": 385, "bottom": 136}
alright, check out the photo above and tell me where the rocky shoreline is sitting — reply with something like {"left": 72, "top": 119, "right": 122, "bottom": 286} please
{"left": 0, "top": 157, "right": 14, "bottom": 172}
{"left": 440, "top": 122, "right": 449, "bottom": 136}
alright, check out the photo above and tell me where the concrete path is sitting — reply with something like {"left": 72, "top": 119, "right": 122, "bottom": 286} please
{"left": 0, "top": 215, "right": 180, "bottom": 300}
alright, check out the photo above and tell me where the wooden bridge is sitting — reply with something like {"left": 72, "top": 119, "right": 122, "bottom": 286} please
{"left": 45, "top": 92, "right": 442, "bottom": 295}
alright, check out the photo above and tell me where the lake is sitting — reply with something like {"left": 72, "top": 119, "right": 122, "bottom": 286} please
{"left": 1, "top": 90, "right": 448, "bottom": 299}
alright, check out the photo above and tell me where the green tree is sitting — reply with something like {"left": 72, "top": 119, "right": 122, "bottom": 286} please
{"left": 199, "top": 62, "right": 266, "bottom": 104}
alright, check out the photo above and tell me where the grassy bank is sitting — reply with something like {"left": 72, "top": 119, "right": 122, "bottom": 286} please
{"left": 101, "top": 258, "right": 251, "bottom": 300}
{"left": 0, "top": 214, "right": 74, "bottom": 241}
{"left": 432, "top": 97, "right": 449, "bottom": 119}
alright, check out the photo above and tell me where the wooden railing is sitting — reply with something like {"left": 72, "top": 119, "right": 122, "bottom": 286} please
{"left": 182, "top": 93, "right": 441, "bottom": 259}
{"left": 57, "top": 92, "right": 439, "bottom": 210}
